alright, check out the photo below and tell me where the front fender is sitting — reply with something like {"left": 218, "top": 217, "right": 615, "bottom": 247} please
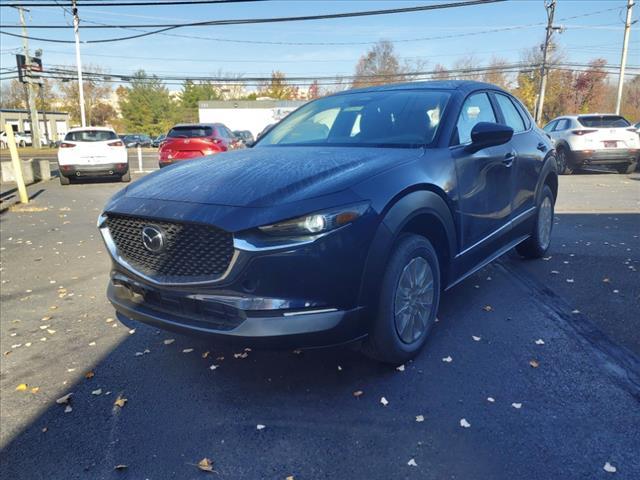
{"left": 357, "top": 189, "right": 456, "bottom": 309}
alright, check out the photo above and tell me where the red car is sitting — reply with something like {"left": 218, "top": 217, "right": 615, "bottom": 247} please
{"left": 158, "top": 123, "right": 243, "bottom": 167}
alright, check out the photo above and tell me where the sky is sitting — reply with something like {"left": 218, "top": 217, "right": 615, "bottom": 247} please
{"left": 0, "top": 0, "right": 638, "bottom": 92}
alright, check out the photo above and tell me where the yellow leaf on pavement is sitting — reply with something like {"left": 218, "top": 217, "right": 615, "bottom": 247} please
{"left": 114, "top": 396, "right": 128, "bottom": 408}
{"left": 197, "top": 458, "right": 214, "bottom": 472}
{"left": 15, "top": 383, "right": 28, "bottom": 391}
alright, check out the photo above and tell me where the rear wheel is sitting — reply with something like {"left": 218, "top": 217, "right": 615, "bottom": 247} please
{"left": 120, "top": 170, "right": 131, "bottom": 182}
{"left": 556, "top": 147, "right": 573, "bottom": 175}
{"left": 516, "top": 185, "right": 555, "bottom": 259}
{"left": 59, "top": 174, "right": 70, "bottom": 185}
{"left": 362, "top": 234, "right": 440, "bottom": 365}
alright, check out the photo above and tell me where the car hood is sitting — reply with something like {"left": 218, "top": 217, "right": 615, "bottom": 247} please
{"left": 123, "top": 146, "right": 421, "bottom": 207}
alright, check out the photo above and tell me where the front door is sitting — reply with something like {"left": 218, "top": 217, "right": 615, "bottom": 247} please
{"left": 451, "top": 92, "right": 516, "bottom": 261}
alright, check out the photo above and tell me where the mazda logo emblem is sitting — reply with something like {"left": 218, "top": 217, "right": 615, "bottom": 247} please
{"left": 141, "top": 225, "right": 165, "bottom": 253}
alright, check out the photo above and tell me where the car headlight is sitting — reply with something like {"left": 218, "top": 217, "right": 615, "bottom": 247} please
{"left": 258, "top": 203, "right": 369, "bottom": 237}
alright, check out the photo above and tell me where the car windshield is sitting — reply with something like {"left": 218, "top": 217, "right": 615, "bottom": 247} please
{"left": 168, "top": 126, "right": 213, "bottom": 138}
{"left": 578, "top": 115, "right": 630, "bottom": 128}
{"left": 65, "top": 130, "right": 118, "bottom": 142}
{"left": 257, "top": 90, "right": 451, "bottom": 148}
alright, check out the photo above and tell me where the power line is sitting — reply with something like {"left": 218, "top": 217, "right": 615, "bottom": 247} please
{"left": 0, "top": 0, "right": 507, "bottom": 43}
{"left": 2, "top": 0, "right": 266, "bottom": 7}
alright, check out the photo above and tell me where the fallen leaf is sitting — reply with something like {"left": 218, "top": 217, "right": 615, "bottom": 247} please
{"left": 209, "top": 365, "right": 219, "bottom": 370}
{"left": 234, "top": 352, "right": 248, "bottom": 359}
{"left": 163, "top": 338, "right": 175, "bottom": 345}
{"left": 114, "top": 396, "right": 127, "bottom": 408}
{"left": 197, "top": 458, "right": 214, "bottom": 472}
{"left": 292, "top": 349, "right": 302, "bottom": 355}
{"left": 472, "top": 335, "right": 481, "bottom": 341}
{"left": 602, "top": 277, "right": 610, "bottom": 283}
{"left": 64, "top": 405, "right": 72, "bottom": 413}
{"left": 114, "top": 464, "right": 128, "bottom": 471}
{"left": 487, "top": 397, "right": 495, "bottom": 403}
{"left": 15, "top": 383, "right": 28, "bottom": 391}
{"left": 566, "top": 278, "right": 574, "bottom": 283}
{"left": 512, "top": 402, "right": 522, "bottom": 409}
{"left": 56, "top": 393, "right": 72, "bottom": 404}
{"left": 202, "top": 351, "right": 210, "bottom": 359}
{"left": 92, "top": 389, "right": 102, "bottom": 395}
{"left": 105, "top": 318, "right": 114, "bottom": 323}
{"left": 353, "top": 390, "right": 364, "bottom": 398}
{"left": 256, "top": 424, "right": 266, "bottom": 430}
{"left": 41, "top": 427, "right": 48, "bottom": 433}
{"left": 415, "top": 415, "right": 425, "bottom": 422}
{"left": 482, "top": 305, "right": 493, "bottom": 312}
{"left": 182, "top": 348, "right": 194, "bottom": 353}
{"left": 535, "top": 339, "right": 545, "bottom": 345}
{"left": 529, "top": 360, "right": 539, "bottom": 368}
{"left": 460, "top": 418, "right": 471, "bottom": 428}
{"left": 603, "top": 462, "right": 617, "bottom": 473}
{"left": 407, "top": 459, "right": 418, "bottom": 467}
{"left": 396, "top": 364, "right": 405, "bottom": 372}
{"left": 41, "top": 316, "right": 52, "bottom": 322}
{"left": 572, "top": 309, "right": 580, "bottom": 314}
{"left": 286, "top": 476, "right": 295, "bottom": 480}
{"left": 442, "top": 356, "right": 453, "bottom": 363}
{"left": 380, "top": 396, "right": 389, "bottom": 406}
{"left": 128, "top": 329, "right": 136, "bottom": 335}
{"left": 85, "top": 371, "right": 95, "bottom": 379}
{"left": 31, "top": 387, "right": 40, "bottom": 394}
{"left": 88, "top": 341, "right": 96, "bottom": 346}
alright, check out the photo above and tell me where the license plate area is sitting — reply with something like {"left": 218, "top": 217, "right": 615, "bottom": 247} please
{"left": 603, "top": 141, "right": 617, "bottom": 148}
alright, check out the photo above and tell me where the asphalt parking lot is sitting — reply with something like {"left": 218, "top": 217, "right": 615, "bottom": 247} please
{"left": 1, "top": 171, "right": 638, "bottom": 479}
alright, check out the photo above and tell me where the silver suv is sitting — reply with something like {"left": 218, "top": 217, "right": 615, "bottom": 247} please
{"left": 543, "top": 114, "right": 639, "bottom": 174}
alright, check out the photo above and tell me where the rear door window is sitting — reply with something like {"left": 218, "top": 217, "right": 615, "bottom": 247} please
{"left": 494, "top": 94, "right": 526, "bottom": 133}
{"left": 65, "top": 130, "right": 118, "bottom": 142}
{"left": 454, "top": 93, "right": 497, "bottom": 145}
{"left": 543, "top": 120, "right": 558, "bottom": 132}
{"left": 168, "top": 126, "right": 214, "bottom": 138}
{"left": 578, "top": 115, "right": 630, "bottom": 128}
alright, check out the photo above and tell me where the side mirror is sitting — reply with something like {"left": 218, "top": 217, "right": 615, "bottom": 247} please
{"left": 466, "top": 122, "right": 514, "bottom": 152}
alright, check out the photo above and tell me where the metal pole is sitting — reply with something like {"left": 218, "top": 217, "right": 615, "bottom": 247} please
{"left": 137, "top": 145, "right": 143, "bottom": 172}
{"left": 535, "top": 0, "right": 556, "bottom": 125}
{"left": 18, "top": 7, "right": 41, "bottom": 148}
{"left": 615, "top": 0, "right": 634, "bottom": 115}
{"left": 5, "top": 124, "right": 29, "bottom": 204}
{"left": 72, "top": 0, "right": 87, "bottom": 127}
{"left": 39, "top": 85, "right": 50, "bottom": 145}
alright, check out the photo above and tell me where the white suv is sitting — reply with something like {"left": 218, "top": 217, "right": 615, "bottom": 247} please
{"left": 543, "top": 114, "right": 639, "bottom": 174}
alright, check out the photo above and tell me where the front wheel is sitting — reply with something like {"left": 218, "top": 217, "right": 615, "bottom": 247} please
{"left": 516, "top": 185, "right": 555, "bottom": 259}
{"left": 615, "top": 162, "right": 637, "bottom": 174}
{"left": 362, "top": 234, "right": 441, "bottom": 365}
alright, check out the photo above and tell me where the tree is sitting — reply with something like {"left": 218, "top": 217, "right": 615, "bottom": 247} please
{"left": 258, "top": 71, "right": 296, "bottom": 99}
{"left": 482, "top": 56, "right": 511, "bottom": 90}
{"left": 620, "top": 75, "right": 640, "bottom": 121}
{"left": 571, "top": 59, "right": 608, "bottom": 114}
{"left": 352, "top": 40, "right": 405, "bottom": 88}
{"left": 180, "top": 80, "right": 222, "bottom": 109}
{"left": 118, "top": 70, "right": 177, "bottom": 135}
{"left": 432, "top": 64, "right": 450, "bottom": 80}
{"left": 91, "top": 102, "right": 117, "bottom": 127}
{"left": 308, "top": 80, "right": 320, "bottom": 99}
{"left": 0, "top": 80, "right": 26, "bottom": 109}
{"left": 57, "top": 65, "right": 112, "bottom": 126}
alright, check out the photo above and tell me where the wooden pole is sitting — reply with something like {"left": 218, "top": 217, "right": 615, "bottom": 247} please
{"left": 5, "top": 124, "right": 29, "bottom": 204}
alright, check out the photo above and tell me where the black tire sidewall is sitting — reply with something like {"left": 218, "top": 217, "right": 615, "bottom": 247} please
{"left": 370, "top": 234, "right": 441, "bottom": 364}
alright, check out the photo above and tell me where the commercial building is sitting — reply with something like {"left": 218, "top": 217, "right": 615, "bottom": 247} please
{"left": 0, "top": 108, "right": 70, "bottom": 143}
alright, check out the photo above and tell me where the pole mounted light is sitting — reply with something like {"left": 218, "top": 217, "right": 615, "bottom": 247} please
{"left": 72, "top": 0, "right": 87, "bottom": 127}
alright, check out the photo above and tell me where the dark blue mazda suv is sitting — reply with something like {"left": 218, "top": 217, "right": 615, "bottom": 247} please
{"left": 99, "top": 81, "right": 557, "bottom": 364}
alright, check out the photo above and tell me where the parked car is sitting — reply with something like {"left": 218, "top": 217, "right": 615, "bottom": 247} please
{"left": 233, "top": 130, "right": 255, "bottom": 146}
{"left": 543, "top": 114, "right": 640, "bottom": 174}
{"left": 158, "top": 123, "right": 243, "bottom": 167}
{"left": 0, "top": 130, "right": 31, "bottom": 148}
{"left": 121, "top": 134, "right": 152, "bottom": 148}
{"left": 257, "top": 123, "right": 275, "bottom": 140}
{"left": 99, "top": 80, "right": 557, "bottom": 365}
{"left": 151, "top": 134, "right": 166, "bottom": 148}
{"left": 57, "top": 127, "right": 129, "bottom": 185}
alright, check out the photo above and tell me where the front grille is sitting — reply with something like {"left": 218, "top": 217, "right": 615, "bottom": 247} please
{"left": 106, "top": 214, "right": 234, "bottom": 282}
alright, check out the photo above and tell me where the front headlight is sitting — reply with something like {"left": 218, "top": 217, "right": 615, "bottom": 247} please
{"left": 258, "top": 203, "right": 369, "bottom": 237}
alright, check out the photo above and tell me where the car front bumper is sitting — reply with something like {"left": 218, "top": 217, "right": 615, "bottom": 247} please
{"left": 571, "top": 149, "right": 639, "bottom": 166}
{"left": 101, "top": 214, "right": 376, "bottom": 348}
{"left": 59, "top": 162, "right": 129, "bottom": 177}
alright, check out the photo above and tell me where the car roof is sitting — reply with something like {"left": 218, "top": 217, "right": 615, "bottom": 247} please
{"left": 334, "top": 80, "right": 509, "bottom": 96}
{"left": 171, "top": 123, "right": 224, "bottom": 128}
{"left": 67, "top": 126, "right": 115, "bottom": 133}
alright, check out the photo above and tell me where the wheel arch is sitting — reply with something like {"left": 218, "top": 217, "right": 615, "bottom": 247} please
{"left": 537, "top": 153, "right": 559, "bottom": 204}
{"left": 358, "top": 187, "right": 457, "bottom": 310}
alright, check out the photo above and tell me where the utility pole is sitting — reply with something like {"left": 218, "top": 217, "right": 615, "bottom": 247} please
{"left": 72, "top": 0, "right": 87, "bottom": 127}
{"left": 535, "top": 0, "right": 557, "bottom": 125}
{"left": 17, "top": 7, "right": 42, "bottom": 148}
{"left": 615, "top": 0, "right": 634, "bottom": 115}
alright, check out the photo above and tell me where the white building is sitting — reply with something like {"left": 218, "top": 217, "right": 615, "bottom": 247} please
{"left": 198, "top": 100, "right": 307, "bottom": 139}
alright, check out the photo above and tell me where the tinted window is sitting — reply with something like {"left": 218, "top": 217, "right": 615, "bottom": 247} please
{"left": 495, "top": 94, "right": 525, "bottom": 133}
{"left": 513, "top": 98, "right": 532, "bottom": 129}
{"left": 455, "top": 93, "right": 496, "bottom": 145}
{"left": 65, "top": 130, "right": 117, "bottom": 142}
{"left": 258, "top": 90, "right": 451, "bottom": 148}
{"left": 543, "top": 120, "right": 558, "bottom": 132}
{"left": 168, "top": 126, "right": 213, "bottom": 138}
{"left": 554, "top": 119, "right": 571, "bottom": 131}
{"left": 578, "top": 115, "right": 630, "bottom": 128}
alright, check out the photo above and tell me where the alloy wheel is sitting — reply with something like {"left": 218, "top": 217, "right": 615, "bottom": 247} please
{"left": 538, "top": 196, "right": 553, "bottom": 250}
{"left": 394, "top": 257, "right": 435, "bottom": 344}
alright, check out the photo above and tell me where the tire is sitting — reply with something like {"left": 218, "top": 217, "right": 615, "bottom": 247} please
{"left": 120, "top": 170, "right": 131, "bottom": 182}
{"left": 59, "top": 174, "right": 70, "bottom": 185}
{"left": 19, "top": 140, "right": 26, "bottom": 148}
{"left": 556, "top": 147, "right": 573, "bottom": 175}
{"left": 516, "top": 185, "right": 555, "bottom": 259}
{"left": 615, "top": 162, "right": 637, "bottom": 174}
{"left": 362, "top": 234, "right": 441, "bottom": 365}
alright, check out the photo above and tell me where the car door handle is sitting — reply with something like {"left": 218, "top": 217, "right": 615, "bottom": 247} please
{"left": 503, "top": 152, "right": 515, "bottom": 167}
{"left": 537, "top": 142, "right": 548, "bottom": 152}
